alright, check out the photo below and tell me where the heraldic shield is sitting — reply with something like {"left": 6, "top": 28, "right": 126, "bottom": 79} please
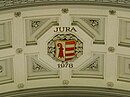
{"left": 55, "top": 40, "right": 76, "bottom": 61}
{"left": 48, "top": 34, "right": 83, "bottom": 62}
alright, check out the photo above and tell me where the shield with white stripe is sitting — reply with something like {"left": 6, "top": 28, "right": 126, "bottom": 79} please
{"left": 55, "top": 40, "right": 76, "bottom": 61}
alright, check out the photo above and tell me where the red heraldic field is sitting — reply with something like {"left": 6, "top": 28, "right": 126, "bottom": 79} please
{"left": 55, "top": 40, "right": 76, "bottom": 61}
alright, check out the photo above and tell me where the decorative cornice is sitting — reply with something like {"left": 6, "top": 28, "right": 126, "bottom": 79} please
{"left": 0, "top": 0, "right": 130, "bottom": 10}
{"left": 1, "top": 86, "right": 130, "bottom": 97}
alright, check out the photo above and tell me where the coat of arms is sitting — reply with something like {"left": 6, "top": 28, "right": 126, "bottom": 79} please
{"left": 48, "top": 34, "right": 83, "bottom": 62}
{"left": 55, "top": 40, "right": 76, "bottom": 61}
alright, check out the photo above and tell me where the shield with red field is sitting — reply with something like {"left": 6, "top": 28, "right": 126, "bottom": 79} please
{"left": 55, "top": 40, "right": 76, "bottom": 61}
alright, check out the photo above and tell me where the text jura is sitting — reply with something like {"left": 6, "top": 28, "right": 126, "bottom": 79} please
{"left": 54, "top": 27, "right": 77, "bottom": 32}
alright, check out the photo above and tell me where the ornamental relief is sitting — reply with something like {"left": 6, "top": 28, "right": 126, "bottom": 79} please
{"left": 25, "top": 15, "right": 100, "bottom": 72}
{"left": 25, "top": 17, "right": 59, "bottom": 45}
{"left": 25, "top": 24, "right": 104, "bottom": 79}
{"left": 42, "top": 25, "right": 93, "bottom": 69}
{"left": 24, "top": 13, "right": 106, "bottom": 82}
{"left": 80, "top": 18, "right": 99, "bottom": 32}
{"left": 72, "top": 54, "right": 104, "bottom": 79}
{"left": 71, "top": 17, "right": 105, "bottom": 44}
{"left": 26, "top": 54, "right": 59, "bottom": 80}
{"left": 83, "top": 60, "right": 98, "bottom": 71}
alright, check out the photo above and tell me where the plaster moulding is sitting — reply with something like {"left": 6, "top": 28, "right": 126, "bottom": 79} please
{"left": 25, "top": 17, "right": 59, "bottom": 45}
{"left": 26, "top": 54, "right": 60, "bottom": 80}
{"left": 0, "top": 20, "right": 12, "bottom": 49}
